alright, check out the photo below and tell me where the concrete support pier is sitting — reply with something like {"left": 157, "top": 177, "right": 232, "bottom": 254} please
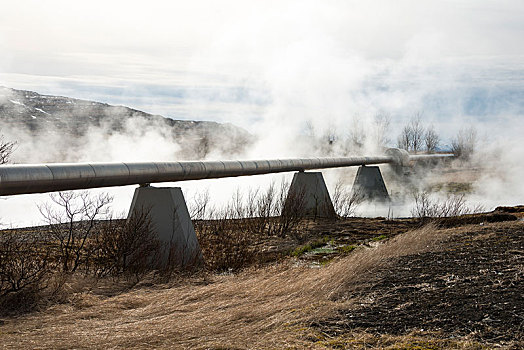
{"left": 128, "top": 186, "right": 202, "bottom": 267}
{"left": 286, "top": 172, "right": 336, "bottom": 218}
{"left": 352, "top": 166, "right": 390, "bottom": 202}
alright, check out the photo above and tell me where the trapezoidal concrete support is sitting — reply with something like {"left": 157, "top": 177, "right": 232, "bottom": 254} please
{"left": 285, "top": 172, "right": 336, "bottom": 218}
{"left": 352, "top": 166, "right": 390, "bottom": 202}
{"left": 128, "top": 186, "right": 203, "bottom": 268}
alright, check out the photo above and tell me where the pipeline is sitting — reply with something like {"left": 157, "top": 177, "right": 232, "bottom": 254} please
{"left": 0, "top": 150, "right": 452, "bottom": 196}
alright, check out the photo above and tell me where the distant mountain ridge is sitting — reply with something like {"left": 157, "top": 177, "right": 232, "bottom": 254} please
{"left": 0, "top": 86, "right": 251, "bottom": 162}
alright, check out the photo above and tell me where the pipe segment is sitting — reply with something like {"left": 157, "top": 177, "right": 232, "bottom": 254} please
{"left": 0, "top": 151, "right": 452, "bottom": 196}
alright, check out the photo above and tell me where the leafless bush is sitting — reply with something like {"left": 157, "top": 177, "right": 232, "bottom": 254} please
{"left": 188, "top": 189, "right": 212, "bottom": 221}
{"left": 38, "top": 191, "right": 113, "bottom": 273}
{"left": 230, "top": 188, "right": 247, "bottom": 219}
{"left": 37, "top": 191, "right": 167, "bottom": 278}
{"left": 252, "top": 185, "right": 275, "bottom": 234}
{"left": 193, "top": 181, "right": 309, "bottom": 271}
{"left": 91, "top": 209, "right": 161, "bottom": 278}
{"left": 228, "top": 185, "right": 275, "bottom": 236}
{"left": 410, "top": 114, "right": 425, "bottom": 153}
{"left": 397, "top": 112, "right": 444, "bottom": 155}
{"left": 191, "top": 180, "right": 307, "bottom": 239}
{"left": 397, "top": 124, "right": 412, "bottom": 151}
{"left": 274, "top": 180, "right": 307, "bottom": 237}
{"left": 0, "top": 231, "right": 53, "bottom": 314}
{"left": 397, "top": 113, "right": 425, "bottom": 153}
{"left": 424, "top": 125, "right": 440, "bottom": 153}
{"left": 451, "top": 126, "right": 477, "bottom": 159}
{"left": 225, "top": 181, "right": 306, "bottom": 238}
{"left": 411, "top": 191, "right": 483, "bottom": 219}
{"left": 0, "top": 134, "right": 16, "bottom": 164}
{"left": 196, "top": 209, "right": 255, "bottom": 272}
{"left": 332, "top": 179, "right": 364, "bottom": 218}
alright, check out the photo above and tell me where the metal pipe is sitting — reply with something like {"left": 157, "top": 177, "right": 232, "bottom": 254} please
{"left": 0, "top": 152, "right": 452, "bottom": 196}
{"left": 409, "top": 154, "right": 454, "bottom": 161}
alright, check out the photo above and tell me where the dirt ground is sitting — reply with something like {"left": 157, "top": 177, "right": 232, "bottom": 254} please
{"left": 315, "top": 220, "right": 524, "bottom": 346}
{"left": 0, "top": 209, "right": 522, "bottom": 349}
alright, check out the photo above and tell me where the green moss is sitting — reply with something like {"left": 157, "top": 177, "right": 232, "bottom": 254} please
{"left": 372, "top": 234, "right": 388, "bottom": 242}
{"left": 291, "top": 243, "right": 313, "bottom": 257}
{"left": 290, "top": 236, "right": 331, "bottom": 257}
{"left": 338, "top": 245, "right": 357, "bottom": 254}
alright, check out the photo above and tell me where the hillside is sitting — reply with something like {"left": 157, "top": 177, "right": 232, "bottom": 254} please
{"left": 0, "top": 86, "right": 251, "bottom": 162}
{"left": 0, "top": 209, "right": 522, "bottom": 349}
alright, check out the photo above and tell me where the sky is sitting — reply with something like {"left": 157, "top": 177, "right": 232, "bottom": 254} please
{"left": 1, "top": 0, "right": 524, "bottom": 227}
{"left": 1, "top": 0, "right": 523, "bottom": 140}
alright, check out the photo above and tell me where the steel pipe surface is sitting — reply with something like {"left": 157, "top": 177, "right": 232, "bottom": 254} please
{"left": 0, "top": 152, "right": 452, "bottom": 196}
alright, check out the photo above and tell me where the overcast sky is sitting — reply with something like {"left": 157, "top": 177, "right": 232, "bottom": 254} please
{"left": 1, "top": 0, "right": 523, "bottom": 138}
{"left": 1, "top": 0, "right": 524, "bottom": 227}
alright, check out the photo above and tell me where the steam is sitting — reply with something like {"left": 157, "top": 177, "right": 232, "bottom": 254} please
{"left": 4, "top": 114, "right": 183, "bottom": 164}
{"left": 1, "top": 1, "right": 524, "bottom": 226}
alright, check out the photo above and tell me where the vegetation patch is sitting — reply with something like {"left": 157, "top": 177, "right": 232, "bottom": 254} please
{"left": 290, "top": 236, "right": 332, "bottom": 257}
{"left": 372, "top": 234, "right": 388, "bottom": 241}
{"left": 1, "top": 212, "right": 523, "bottom": 349}
{"left": 309, "top": 246, "right": 337, "bottom": 255}
{"left": 338, "top": 244, "right": 357, "bottom": 254}
{"left": 429, "top": 182, "right": 473, "bottom": 194}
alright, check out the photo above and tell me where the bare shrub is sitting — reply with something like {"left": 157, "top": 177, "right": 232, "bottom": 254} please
{"left": 231, "top": 185, "right": 276, "bottom": 237}
{"left": 188, "top": 189, "right": 211, "bottom": 221}
{"left": 274, "top": 180, "right": 307, "bottom": 237}
{"left": 332, "top": 179, "right": 364, "bottom": 218}
{"left": 193, "top": 181, "right": 309, "bottom": 271}
{"left": 196, "top": 211, "right": 254, "bottom": 273}
{"left": 409, "top": 114, "right": 425, "bottom": 153}
{"left": 38, "top": 191, "right": 113, "bottom": 273}
{"left": 397, "top": 124, "right": 413, "bottom": 151}
{"left": 249, "top": 180, "right": 307, "bottom": 237}
{"left": 424, "top": 125, "right": 440, "bottom": 153}
{"left": 411, "top": 191, "right": 484, "bottom": 219}
{"left": 0, "top": 231, "right": 53, "bottom": 314}
{"left": 194, "top": 188, "right": 267, "bottom": 271}
{"left": 451, "top": 126, "right": 477, "bottom": 159}
{"left": 252, "top": 184, "right": 275, "bottom": 234}
{"left": 91, "top": 209, "right": 161, "bottom": 278}
{"left": 192, "top": 180, "right": 307, "bottom": 239}
{"left": 0, "top": 134, "right": 16, "bottom": 164}
{"left": 230, "top": 188, "right": 247, "bottom": 219}
{"left": 397, "top": 113, "right": 429, "bottom": 154}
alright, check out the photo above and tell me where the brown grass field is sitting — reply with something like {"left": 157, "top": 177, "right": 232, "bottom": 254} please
{"left": 1, "top": 208, "right": 522, "bottom": 349}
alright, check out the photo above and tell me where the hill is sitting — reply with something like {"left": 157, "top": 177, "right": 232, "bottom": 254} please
{"left": 0, "top": 86, "right": 251, "bottom": 162}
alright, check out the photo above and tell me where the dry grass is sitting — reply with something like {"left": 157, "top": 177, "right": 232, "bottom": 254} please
{"left": 300, "top": 330, "right": 488, "bottom": 349}
{"left": 0, "top": 225, "right": 455, "bottom": 349}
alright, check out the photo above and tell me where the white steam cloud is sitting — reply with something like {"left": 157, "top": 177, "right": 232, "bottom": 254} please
{"left": 1, "top": 1, "right": 523, "bottom": 226}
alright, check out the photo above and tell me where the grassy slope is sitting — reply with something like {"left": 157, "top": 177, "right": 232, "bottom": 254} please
{"left": 1, "top": 215, "right": 522, "bottom": 349}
